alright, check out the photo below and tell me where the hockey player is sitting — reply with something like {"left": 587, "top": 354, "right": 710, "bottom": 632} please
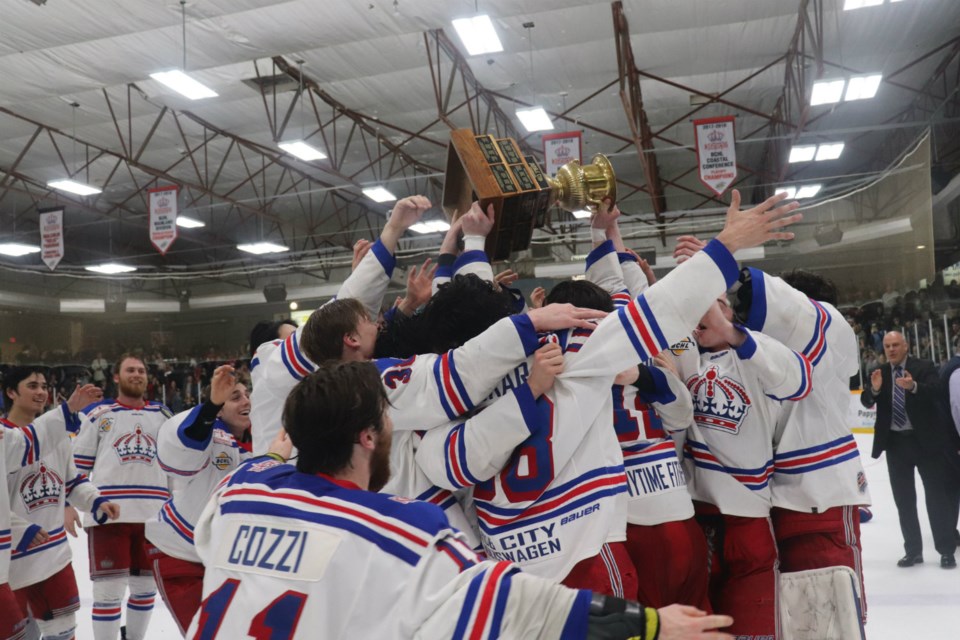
{"left": 3, "top": 367, "right": 120, "bottom": 640}
{"left": 413, "top": 192, "right": 801, "bottom": 599}
{"left": 73, "top": 355, "right": 172, "bottom": 640}
{"left": 145, "top": 365, "right": 292, "bottom": 635}
{"left": 187, "top": 360, "right": 736, "bottom": 639}
{"left": 675, "top": 239, "right": 870, "bottom": 624}
{"left": 1, "top": 379, "right": 79, "bottom": 640}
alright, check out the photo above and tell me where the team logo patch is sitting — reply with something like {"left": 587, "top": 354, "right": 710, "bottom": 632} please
{"left": 669, "top": 338, "right": 695, "bottom": 355}
{"left": 113, "top": 425, "right": 158, "bottom": 464}
{"left": 688, "top": 365, "right": 751, "bottom": 434}
{"left": 20, "top": 463, "right": 64, "bottom": 512}
{"left": 249, "top": 459, "right": 283, "bottom": 473}
{"left": 857, "top": 471, "right": 868, "bottom": 494}
{"left": 389, "top": 496, "right": 415, "bottom": 504}
{"left": 98, "top": 416, "right": 114, "bottom": 433}
{"left": 212, "top": 452, "right": 232, "bottom": 470}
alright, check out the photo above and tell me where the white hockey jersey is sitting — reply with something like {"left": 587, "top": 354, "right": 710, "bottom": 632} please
{"left": 187, "top": 459, "right": 590, "bottom": 639}
{"left": 1, "top": 405, "right": 73, "bottom": 585}
{"left": 416, "top": 239, "right": 744, "bottom": 581}
{"left": 73, "top": 400, "right": 172, "bottom": 526}
{"left": 677, "top": 330, "right": 813, "bottom": 518}
{"left": 738, "top": 268, "right": 870, "bottom": 510}
{"left": 146, "top": 405, "right": 252, "bottom": 563}
{"left": 5, "top": 405, "right": 107, "bottom": 589}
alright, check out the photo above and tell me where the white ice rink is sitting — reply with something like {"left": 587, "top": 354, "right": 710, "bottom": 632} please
{"left": 68, "top": 433, "right": 958, "bottom": 639}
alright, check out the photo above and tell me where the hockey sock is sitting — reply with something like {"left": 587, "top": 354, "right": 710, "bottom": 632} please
{"left": 22, "top": 618, "right": 41, "bottom": 640}
{"left": 37, "top": 614, "right": 77, "bottom": 640}
{"left": 124, "top": 575, "right": 157, "bottom": 640}
{"left": 92, "top": 578, "right": 126, "bottom": 640}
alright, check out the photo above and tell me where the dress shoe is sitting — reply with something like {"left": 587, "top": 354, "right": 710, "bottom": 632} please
{"left": 897, "top": 554, "right": 923, "bottom": 567}
{"left": 941, "top": 554, "right": 957, "bottom": 569}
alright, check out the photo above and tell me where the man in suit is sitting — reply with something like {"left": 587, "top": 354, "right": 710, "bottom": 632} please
{"left": 861, "top": 331, "right": 958, "bottom": 568}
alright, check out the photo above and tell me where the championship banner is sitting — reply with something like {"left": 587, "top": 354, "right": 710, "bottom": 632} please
{"left": 693, "top": 116, "right": 737, "bottom": 196}
{"left": 40, "top": 208, "right": 64, "bottom": 271}
{"left": 148, "top": 185, "right": 179, "bottom": 255}
{"left": 542, "top": 131, "right": 582, "bottom": 177}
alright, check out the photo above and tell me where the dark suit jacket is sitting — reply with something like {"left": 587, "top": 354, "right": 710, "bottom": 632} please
{"left": 861, "top": 356, "right": 950, "bottom": 458}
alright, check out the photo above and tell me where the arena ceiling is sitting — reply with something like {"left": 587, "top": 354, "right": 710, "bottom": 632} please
{"left": 0, "top": 0, "right": 958, "bottom": 307}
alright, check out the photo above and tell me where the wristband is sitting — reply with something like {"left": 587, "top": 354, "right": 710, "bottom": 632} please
{"left": 463, "top": 234, "right": 486, "bottom": 252}
{"left": 643, "top": 607, "right": 660, "bottom": 640}
{"left": 591, "top": 228, "right": 608, "bottom": 243}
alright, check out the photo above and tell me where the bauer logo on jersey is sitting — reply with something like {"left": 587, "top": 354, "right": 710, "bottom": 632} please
{"left": 98, "top": 416, "right": 115, "bottom": 433}
{"left": 213, "top": 452, "right": 233, "bottom": 470}
{"left": 669, "top": 338, "right": 695, "bottom": 355}
{"left": 215, "top": 521, "right": 340, "bottom": 581}
{"left": 19, "top": 463, "right": 64, "bottom": 512}
{"left": 113, "top": 425, "right": 158, "bottom": 464}
{"left": 688, "top": 365, "right": 751, "bottom": 434}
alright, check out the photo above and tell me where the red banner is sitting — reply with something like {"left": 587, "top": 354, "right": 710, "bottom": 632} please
{"left": 148, "top": 186, "right": 179, "bottom": 255}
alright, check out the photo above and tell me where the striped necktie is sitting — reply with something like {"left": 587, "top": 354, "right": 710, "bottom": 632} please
{"left": 892, "top": 365, "right": 907, "bottom": 429}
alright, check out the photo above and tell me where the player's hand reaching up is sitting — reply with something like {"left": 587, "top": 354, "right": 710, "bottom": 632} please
{"left": 67, "top": 383, "right": 103, "bottom": 413}
{"left": 530, "top": 286, "right": 546, "bottom": 309}
{"left": 399, "top": 259, "right": 437, "bottom": 316}
{"left": 209, "top": 365, "right": 237, "bottom": 406}
{"left": 657, "top": 605, "right": 734, "bottom": 640}
{"left": 461, "top": 202, "right": 496, "bottom": 238}
{"left": 715, "top": 190, "right": 801, "bottom": 254}
{"left": 494, "top": 269, "right": 519, "bottom": 291}
{"left": 673, "top": 235, "right": 707, "bottom": 264}
{"left": 527, "top": 303, "right": 608, "bottom": 331}
{"left": 388, "top": 195, "right": 432, "bottom": 231}
{"left": 351, "top": 239, "right": 372, "bottom": 271}
{"left": 528, "top": 343, "right": 564, "bottom": 397}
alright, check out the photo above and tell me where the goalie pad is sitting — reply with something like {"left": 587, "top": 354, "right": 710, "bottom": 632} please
{"left": 779, "top": 566, "right": 865, "bottom": 640}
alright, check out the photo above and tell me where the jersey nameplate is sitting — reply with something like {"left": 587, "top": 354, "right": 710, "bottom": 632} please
{"left": 215, "top": 521, "right": 341, "bottom": 582}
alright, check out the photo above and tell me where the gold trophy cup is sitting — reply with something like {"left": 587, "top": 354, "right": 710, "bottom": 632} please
{"left": 442, "top": 129, "right": 617, "bottom": 261}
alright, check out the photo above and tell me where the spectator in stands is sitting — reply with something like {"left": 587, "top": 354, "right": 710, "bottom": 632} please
{"left": 91, "top": 351, "right": 109, "bottom": 388}
{"left": 883, "top": 282, "right": 901, "bottom": 313}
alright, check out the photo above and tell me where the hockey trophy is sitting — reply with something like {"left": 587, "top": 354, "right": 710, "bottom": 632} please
{"left": 442, "top": 128, "right": 617, "bottom": 261}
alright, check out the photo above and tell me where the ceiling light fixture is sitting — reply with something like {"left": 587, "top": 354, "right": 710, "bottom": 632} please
{"left": 47, "top": 179, "right": 101, "bottom": 196}
{"left": 774, "top": 187, "right": 797, "bottom": 200}
{"left": 149, "top": 2, "right": 217, "bottom": 100}
{"left": 795, "top": 184, "right": 823, "bottom": 199}
{"left": 237, "top": 242, "right": 289, "bottom": 255}
{"left": 278, "top": 140, "right": 327, "bottom": 161}
{"left": 363, "top": 186, "right": 397, "bottom": 203}
{"left": 788, "top": 145, "right": 817, "bottom": 163}
{"left": 409, "top": 220, "right": 451, "bottom": 234}
{"left": 175, "top": 215, "right": 205, "bottom": 228}
{"left": 843, "top": 0, "right": 887, "bottom": 9}
{"left": 516, "top": 22, "right": 554, "bottom": 133}
{"left": 810, "top": 79, "right": 846, "bottom": 106}
{"left": 451, "top": 14, "right": 503, "bottom": 56}
{"left": 844, "top": 74, "right": 883, "bottom": 101}
{"left": 814, "top": 142, "right": 845, "bottom": 161}
{"left": 0, "top": 243, "right": 41, "bottom": 257}
{"left": 85, "top": 263, "right": 137, "bottom": 274}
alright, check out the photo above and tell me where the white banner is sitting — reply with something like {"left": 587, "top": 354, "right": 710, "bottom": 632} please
{"left": 148, "top": 186, "right": 179, "bottom": 255}
{"left": 693, "top": 116, "right": 737, "bottom": 196}
{"left": 542, "top": 131, "right": 582, "bottom": 176}
{"left": 40, "top": 208, "right": 64, "bottom": 271}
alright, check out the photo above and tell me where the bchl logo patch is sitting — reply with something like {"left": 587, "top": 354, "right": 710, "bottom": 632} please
{"left": 98, "top": 416, "right": 114, "bottom": 433}
{"left": 669, "top": 338, "right": 694, "bottom": 355}
{"left": 688, "top": 365, "right": 751, "bottom": 434}
{"left": 113, "top": 425, "right": 157, "bottom": 464}
{"left": 212, "top": 452, "right": 233, "bottom": 470}
{"left": 20, "top": 463, "right": 64, "bottom": 512}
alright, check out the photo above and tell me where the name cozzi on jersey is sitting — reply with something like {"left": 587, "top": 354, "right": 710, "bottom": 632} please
{"left": 213, "top": 520, "right": 340, "bottom": 581}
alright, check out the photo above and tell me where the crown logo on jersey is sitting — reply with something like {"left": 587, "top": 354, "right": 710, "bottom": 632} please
{"left": 707, "top": 129, "right": 724, "bottom": 143}
{"left": 687, "top": 365, "right": 751, "bottom": 434}
{"left": 19, "top": 463, "right": 64, "bottom": 512}
{"left": 113, "top": 425, "right": 158, "bottom": 464}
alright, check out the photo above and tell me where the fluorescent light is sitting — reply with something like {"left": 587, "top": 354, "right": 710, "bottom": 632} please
{"left": 176, "top": 216, "right": 205, "bottom": 228}
{"left": 278, "top": 140, "right": 327, "bottom": 161}
{"left": 47, "top": 179, "right": 101, "bottom": 196}
{"left": 409, "top": 220, "right": 451, "bottom": 234}
{"left": 363, "top": 186, "right": 397, "bottom": 203}
{"left": 451, "top": 14, "right": 504, "bottom": 56}
{"left": 571, "top": 209, "right": 592, "bottom": 219}
{"left": 775, "top": 187, "right": 797, "bottom": 199}
{"left": 789, "top": 145, "right": 817, "bottom": 163}
{"left": 149, "top": 70, "right": 217, "bottom": 100}
{"left": 795, "top": 184, "right": 822, "bottom": 199}
{"left": 60, "top": 299, "right": 106, "bottom": 313}
{"left": 0, "top": 243, "right": 41, "bottom": 257}
{"left": 516, "top": 106, "right": 554, "bottom": 132}
{"left": 126, "top": 299, "right": 181, "bottom": 313}
{"left": 815, "top": 143, "right": 845, "bottom": 161}
{"left": 844, "top": 0, "right": 884, "bottom": 9}
{"left": 844, "top": 74, "right": 882, "bottom": 101}
{"left": 85, "top": 263, "right": 137, "bottom": 274}
{"left": 810, "top": 79, "right": 846, "bottom": 106}
{"left": 917, "top": 245, "right": 926, "bottom": 250}
{"left": 237, "top": 242, "right": 289, "bottom": 255}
